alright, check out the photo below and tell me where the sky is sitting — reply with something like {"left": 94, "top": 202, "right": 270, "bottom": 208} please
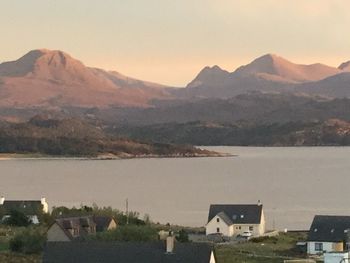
{"left": 1, "top": 0, "right": 350, "bottom": 86}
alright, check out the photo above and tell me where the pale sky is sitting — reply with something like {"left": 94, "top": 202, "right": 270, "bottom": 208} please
{"left": 1, "top": 0, "right": 350, "bottom": 86}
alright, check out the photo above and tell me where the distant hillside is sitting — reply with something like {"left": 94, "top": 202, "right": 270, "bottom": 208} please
{"left": 0, "top": 49, "right": 171, "bottom": 108}
{"left": 116, "top": 119, "right": 350, "bottom": 146}
{"left": 175, "top": 54, "right": 350, "bottom": 99}
{"left": 0, "top": 116, "right": 217, "bottom": 157}
{"left": 91, "top": 93, "right": 350, "bottom": 126}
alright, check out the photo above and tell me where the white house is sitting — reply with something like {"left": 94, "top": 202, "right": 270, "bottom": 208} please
{"left": 206, "top": 202, "right": 265, "bottom": 237}
{"left": 307, "top": 215, "right": 350, "bottom": 255}
{"left": 0, "top": 196, "right": 49, "bottom": 224}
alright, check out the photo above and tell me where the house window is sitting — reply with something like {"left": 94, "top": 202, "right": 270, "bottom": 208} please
{"left": 216, "top": 228, "right": 220, "bottom": 233}
{"left": 217, "top": 218, "right": 220, "bottom": 223}
{"left": 239, "top": 226, "right": 241, "bottom": 230}
{"left": 249, "top": 226, "right": 254, "bottom": 231}
{"left": 315, "top": 243, "right": 323, "bottom": 251}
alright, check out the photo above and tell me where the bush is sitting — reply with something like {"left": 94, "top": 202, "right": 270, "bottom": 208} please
{"left": 93, "top": 225, "right": 158, "bottom": 242}
{"left": 3, "top": 210, "right": 31, "bottom": 227}
{"left": 9, "top": 228, "right": 46, "bottom": 254}
{"left": 176, "top": 229, "right": 189, "bottom": 242}
{"left": 250, "top": 236, "right": 278, "bottom": 243}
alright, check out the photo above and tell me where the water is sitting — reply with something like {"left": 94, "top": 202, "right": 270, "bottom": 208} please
{"left": 1, "top": 146, "right": 350, "bottom": 230}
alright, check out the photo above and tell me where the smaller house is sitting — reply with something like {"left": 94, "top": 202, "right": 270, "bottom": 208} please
{"left": 43, "top": 236, "right": 216, "bottom": 263}
{"left": 0, "top": 196, "right": 49, "bottom": 224}
{"left": 206, "top": 202, "right": 265, "bottom": 237}
{"left": 307, "top": 215, "right": 350, "bottom": 255}
{"left": 47, "top": 215, "right": 117, "bottom": 242}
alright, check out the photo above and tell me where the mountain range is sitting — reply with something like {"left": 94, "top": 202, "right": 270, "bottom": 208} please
{"left": 1, "top": 49, "right": 350, "bottom": 146}
{"left": 1, "top": 49, "right": 350, "bottom": 112}
{"left": 181, "top": 54, "right": 350, "bottom": 99}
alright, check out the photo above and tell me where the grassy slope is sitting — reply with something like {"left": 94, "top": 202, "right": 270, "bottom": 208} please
{"left": 215, "top": 232, "right": 308, "bottom": 263}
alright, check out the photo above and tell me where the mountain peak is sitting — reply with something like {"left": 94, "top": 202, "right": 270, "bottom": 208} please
{"left": 187, "top": 65, "right": 230, "bottom": 88}
{"left": 234, "top": 53, "right": 341, "bottom": 83}
{"left": 0, "top": 49, "right": 170, "bottom": 108}
{"left": 0, "top": 49, "right": 84, "bottom": 79}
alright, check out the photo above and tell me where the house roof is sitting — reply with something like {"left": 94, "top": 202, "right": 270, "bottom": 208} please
{"left": 43, "top": 241, "right": 214, "bottom": 263}
{"left": 1, "top": 200, "right": 43, "bottom": 215}
{"left": 208, "top": 204, "right": 263, "bottom": 225}
{"left": 52, "top": 215, "right": 116, "bottom": 240}
{"left": 216, "top": 211, "right": 233, "bottom": 225}
{"left": 307, "top": 215, "right": 350, "bottom": 242}
{"left": 54, "top": 216, "right": 96, "bottom": 240}
{"left": 93, "top": 216, "right": 116, "bottom": 231}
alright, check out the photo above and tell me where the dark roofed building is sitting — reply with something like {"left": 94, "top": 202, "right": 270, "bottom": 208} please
{"left": 307, "top": 215, "right": 350, "bottom": 255}
{"left": 47, "top": 215, "right": 117, "bottom": 242}
{"left": 43, "top": 239, "right": 216, "bottom": 263}
{"left": 206, "top": 203, "right": 265, "bottom": 237}
{"left": 94, "top": 215, "right": 117, "bottom": 232}
{"left": 0, "top": 197, "right": 49, "bottom": 224}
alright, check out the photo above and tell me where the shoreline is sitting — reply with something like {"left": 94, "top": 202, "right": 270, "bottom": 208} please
{"left": 0, "top": 152, "right": 235, "bottom": 161}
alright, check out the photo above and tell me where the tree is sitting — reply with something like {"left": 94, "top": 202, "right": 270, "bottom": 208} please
{"left": 92, "top": 225, "right": 158, "bottom": 242}
{"left": 176, "top": 229, "right": 189, "bottom": 243}
{"left": 3, "top": 210, "right": 31, "bottom": 227}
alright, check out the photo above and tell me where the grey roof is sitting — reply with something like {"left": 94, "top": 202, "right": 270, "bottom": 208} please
{"left": 1, "top": 200, "right": 43, "bottom": 215}
{"left": 43, "top": 241, "right": 214, "bottom": 263}
{"left": 208, "top": 204, "right": 263, "bottom": 225}
{"left": 216, "top": 212, "right": 233, "bottom": 225}
{"left": 307, "top": 215, "right": 350, "bottom": 242}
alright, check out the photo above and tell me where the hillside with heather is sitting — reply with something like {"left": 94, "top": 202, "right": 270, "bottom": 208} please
{"left": 0, "top": 116, "right": 218, "bottom": 158}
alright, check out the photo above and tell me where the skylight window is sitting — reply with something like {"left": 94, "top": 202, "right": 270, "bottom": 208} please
{"left": 314, "top": 228, "right": 318, "bottom": 232}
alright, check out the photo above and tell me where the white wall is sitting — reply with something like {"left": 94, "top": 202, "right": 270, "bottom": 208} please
{"left": 307, "top": 242, "right": 337, "bottom": 255}
{"left": 232, "top": 224, "right": 262, "bottom": 237}
{"left": 324, "top": 252, "right": 349, "bottom": 263}
{"left": 209, "top": 251, "right": 216, "bottom": 263}
{"left": 206, "top": 215, "right": 233, "bottom": 236}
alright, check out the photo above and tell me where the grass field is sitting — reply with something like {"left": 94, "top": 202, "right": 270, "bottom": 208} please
{"left": 215, "top": 232, "right": 308, "bottom": 263}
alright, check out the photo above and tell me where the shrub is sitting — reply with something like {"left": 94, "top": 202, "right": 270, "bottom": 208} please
{"left": 3, "top": 210, "right": 31, "bottom": 227}
{"left": 250, "top": 236, "right": 278, "bottom": 243}
{"left": 9, "top": 228, "right": 46, "bottom": 254}
{"left": 93, "top": 225, "right": 158, "bottom": 242}
{"left": 176, "top": 229, "right": 189, "bottom": 242}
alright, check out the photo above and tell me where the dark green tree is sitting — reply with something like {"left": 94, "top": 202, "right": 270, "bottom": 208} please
{"left": 176, "top": 229, "right": 189, "bottom": 242}
{"left": 3, "top": 210, "right": 31, "bottom": 227}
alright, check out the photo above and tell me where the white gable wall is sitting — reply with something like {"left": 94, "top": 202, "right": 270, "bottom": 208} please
{"left": 206, "top": 215, "right": 233, "bottom": 236}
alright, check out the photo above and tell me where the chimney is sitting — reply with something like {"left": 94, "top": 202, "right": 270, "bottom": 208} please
{"left": 0, "top": 196, "right": 4, "bottom": 205}
{"left": 166, "top": 235, "right": 175, "bottom": 253}
{"left": 257, "top": 200, "right": 262, "bottom": 206}
{"left": 41, "top": 197, "right": 49, "bottom": 213}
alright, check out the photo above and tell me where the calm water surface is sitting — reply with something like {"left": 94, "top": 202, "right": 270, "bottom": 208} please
{"left": 1, "top": 146, "right": 349, "bottom": 230}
